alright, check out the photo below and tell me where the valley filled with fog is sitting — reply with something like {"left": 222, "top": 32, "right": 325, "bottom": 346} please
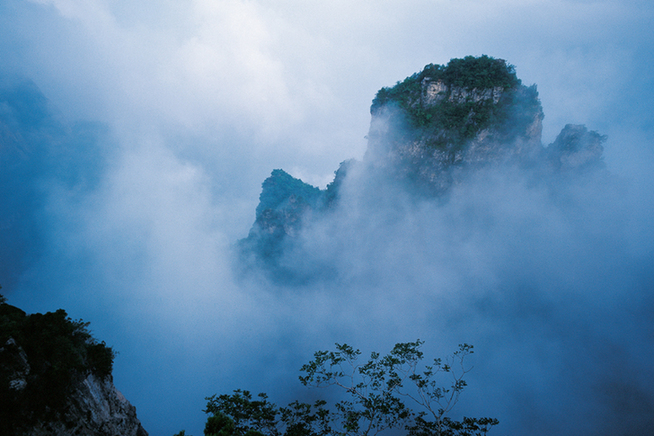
{"left": 2, "top": 2, "right": 654, "bottom": 436}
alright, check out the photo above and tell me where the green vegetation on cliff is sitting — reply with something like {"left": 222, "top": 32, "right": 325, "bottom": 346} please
{"left": 239, "top": 169, "right": 323, "bottom": 263}
{"left": 256, "top": 170, "right": 323, "bottom": 219}
{"left": 0, "top": 294, "right": 116, "bottom": 434}
{"left": 371, "top": 55, "right": 525, "bottom": 147}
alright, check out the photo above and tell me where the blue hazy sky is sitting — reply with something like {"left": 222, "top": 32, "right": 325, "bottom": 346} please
{"left": 2, "top": 1, "right": 654, "bottom": 436}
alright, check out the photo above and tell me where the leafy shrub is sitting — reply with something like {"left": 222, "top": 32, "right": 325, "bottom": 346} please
{"left": 204, "top": 341, "right": 498, "bottom": 436}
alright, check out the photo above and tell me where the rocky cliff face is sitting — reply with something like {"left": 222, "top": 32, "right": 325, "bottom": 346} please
{"left": 365, "top": 56, "right": 544, "bottom": 194}
{"left": 23, "top": 372, "right": 148, "bottom": 436}
{"left": 0, "top": 302, "right": 148, "bottom": 436}
{"left": 547, "top": 123, "right": 606, "bottom": 171}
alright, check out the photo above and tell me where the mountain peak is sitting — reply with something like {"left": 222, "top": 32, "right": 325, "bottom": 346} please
{"left": 237, "top": 56, "right": 605, "bottom": 281}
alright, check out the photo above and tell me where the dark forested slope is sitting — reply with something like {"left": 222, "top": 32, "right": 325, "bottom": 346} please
{"left": 0, "top": 294, "right": 148, "bottom": 436}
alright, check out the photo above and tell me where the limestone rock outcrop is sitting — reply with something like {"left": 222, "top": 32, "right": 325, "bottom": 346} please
{"left": 0, "top": 301, "right": 149, "bottom": 436}
{"left": 547, "top": 124, "right": 606, "bottom": 171}
{"left": 237, "top": 55, "right": 607, "bottom": 279}
{"left": 23, "top": 372, "right": 148, "bottom": 436}
{"left": 365, "top": 56, "right": 545, "bottom": 194}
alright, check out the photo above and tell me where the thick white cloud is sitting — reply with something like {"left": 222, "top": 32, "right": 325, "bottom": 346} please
{"left": 10, "top": 0, "right": 652, "bottom": 161}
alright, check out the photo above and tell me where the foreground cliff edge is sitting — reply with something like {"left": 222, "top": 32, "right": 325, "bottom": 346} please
{"left": 237, "top": 55, "right": 607, "bottom": 282}
{"left": 0, "top": 293, "right": 148, "bottom": 436}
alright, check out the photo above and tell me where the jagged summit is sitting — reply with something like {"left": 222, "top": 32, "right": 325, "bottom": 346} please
{"left": 366, "top": 55, "right": 544, "bottom": 194}
{"left": 371, "top": 55, "right": 522, "bottom": 123}
{"left": 237, "top": 56, "right": 606, "bottom": 281}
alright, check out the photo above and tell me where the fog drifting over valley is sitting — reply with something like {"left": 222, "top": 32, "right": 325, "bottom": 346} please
{"left": 2, "top": 1, "right": 654, "bottom": 436}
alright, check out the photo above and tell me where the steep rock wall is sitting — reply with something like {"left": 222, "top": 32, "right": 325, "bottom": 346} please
{"left": 365, "top": 60, "right": 545, "bottom": 194}
{"left": 25, "top": 372, "right": 148, "bottom": 436}
{"left": 0, "top": 302, "right": 149, "bottom": 436}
